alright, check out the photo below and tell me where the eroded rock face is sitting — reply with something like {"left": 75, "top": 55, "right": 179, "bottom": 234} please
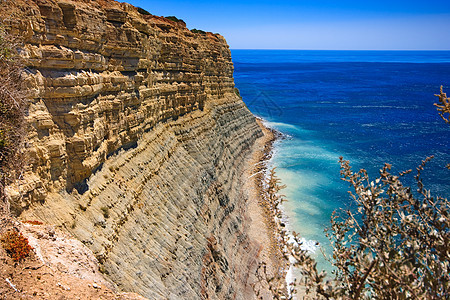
{"left": 2, "top": 0, "right": 263, "bottom": 298}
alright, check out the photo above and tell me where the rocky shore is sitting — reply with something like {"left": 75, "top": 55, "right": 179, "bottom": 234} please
{"left": 243, "top": 118, "right": 290, "bottom": 298}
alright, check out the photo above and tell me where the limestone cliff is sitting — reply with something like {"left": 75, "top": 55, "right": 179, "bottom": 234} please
{"left": 1, "top": 0, "right": 264, "bottom": 298}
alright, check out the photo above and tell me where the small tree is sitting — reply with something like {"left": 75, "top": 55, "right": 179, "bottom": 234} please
{"left": 292, "top": 157, "right": 449, "bottom": 299}
{"left": 269, "top": 88, "right": 450, "bottom": 299}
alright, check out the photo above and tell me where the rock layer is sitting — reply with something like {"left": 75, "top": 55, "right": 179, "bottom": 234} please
{"left": 2, "top": 0, "right": 263, "bottom": 298}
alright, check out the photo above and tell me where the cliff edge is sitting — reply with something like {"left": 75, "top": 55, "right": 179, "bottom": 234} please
{"left": 1, "top": 0, "right": 265, "bottom": 298}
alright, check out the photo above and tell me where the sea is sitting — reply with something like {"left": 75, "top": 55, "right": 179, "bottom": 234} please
{"left": 231, "top": 50, "right": 450, "bottom": 273}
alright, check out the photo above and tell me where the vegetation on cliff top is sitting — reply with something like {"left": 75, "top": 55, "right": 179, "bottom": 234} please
{"left": 165, "top": 16, "right": 186, "bottom": 26}
{"left": 192, "top": 28, "right": 207, "bottom": 35}
{"left": 136, "top": 7, "right": 151, "bottom": 16}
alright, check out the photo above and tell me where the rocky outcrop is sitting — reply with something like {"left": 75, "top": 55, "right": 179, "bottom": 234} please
{"left": 2, "top": 0, "right": 263, "bottom": 298}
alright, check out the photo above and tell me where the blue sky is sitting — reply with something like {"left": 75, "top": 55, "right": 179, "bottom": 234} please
{"left": 124, "top": 0, "right": 450, "bottom": 50}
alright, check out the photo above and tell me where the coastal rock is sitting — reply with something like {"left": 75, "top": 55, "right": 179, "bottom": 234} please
{"left": 2, "top": 0, "right": 264, "bottom": 298}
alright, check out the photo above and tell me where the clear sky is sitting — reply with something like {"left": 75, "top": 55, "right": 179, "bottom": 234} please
{"left": 124, "top": 0, "right": 450, "bottom": 50}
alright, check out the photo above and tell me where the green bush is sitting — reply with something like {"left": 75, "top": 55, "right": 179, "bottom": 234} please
{"left": 165, "top": 16, "right": 185, "bottom": 25}
{"left": 137, "top": 7, "right": 151, "bottom": 16}
{"left": 101, "top": 206, "right": 110, "bottom": 218}
{"left": 191, "top": 28, "right": 207, "bottom": 35}
{"left": 234, "top": 87, "right": 241, "bottom": 98}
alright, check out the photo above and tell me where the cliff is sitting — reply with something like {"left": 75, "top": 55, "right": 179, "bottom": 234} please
{"left": 1, "top": 0, "right": 265, "bottom": 298}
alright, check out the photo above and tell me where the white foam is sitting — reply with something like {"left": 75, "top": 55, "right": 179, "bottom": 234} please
{"left": 262, "top": 119, "right": 314, "bottom": 136}
{"left": 258, "top": 115, "right": 336, "bottom": 289}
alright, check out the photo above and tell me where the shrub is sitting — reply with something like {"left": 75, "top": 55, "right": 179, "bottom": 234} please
{"left": 290, "top": 156, "right": 449, "bottom": 299}
{"left": 191, "top": 28, "right": 207, "bottom": 35}
{"left": 101, "top": 206, "right": 109, "bottom": 218}
{"left": 1, "top": 230, "right": 33, "bottom": 261}
{"left": 234, "top": 87, "right": 242, "bottom": 98}
{"left": 165, "top": 16, "right": 186, "bottom": 26}
{"left": 137, "top": 7, "right": 151, "bottom": 16}
{"left": 0, "top": 27, "right": 27, "bottom": 213}
{"left": 257, "top": 88, "right": 450, "bottom": 299}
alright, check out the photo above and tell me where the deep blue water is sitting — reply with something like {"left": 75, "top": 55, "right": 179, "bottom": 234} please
{"left": 232, "top": 50, "right": 450, "bottom": 271}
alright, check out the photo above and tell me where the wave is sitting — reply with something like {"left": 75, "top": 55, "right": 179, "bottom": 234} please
{"left": 350, "top": 105, "right": 419, "bottom": 109}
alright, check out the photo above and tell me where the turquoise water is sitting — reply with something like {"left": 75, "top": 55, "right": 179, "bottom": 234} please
{"left": 232, "top": 50, "right": 450, "bottom": 272}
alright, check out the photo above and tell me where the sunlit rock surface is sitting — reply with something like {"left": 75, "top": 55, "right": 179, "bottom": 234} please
{"left": 3, "top": 0, "right": 263, "bottom": 298}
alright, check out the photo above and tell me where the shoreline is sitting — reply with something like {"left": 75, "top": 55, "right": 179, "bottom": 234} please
{"left": 244, "top": 116, "right": 289, "bottom": 297}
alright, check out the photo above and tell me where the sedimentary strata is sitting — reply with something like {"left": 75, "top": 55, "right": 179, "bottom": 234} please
{"left": 2, "top": 0, "right": 263, "bottom": 298}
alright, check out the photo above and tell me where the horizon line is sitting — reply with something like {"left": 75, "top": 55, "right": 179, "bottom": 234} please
{"left": 230, "top": 48, "right": 450, "bottom": 51}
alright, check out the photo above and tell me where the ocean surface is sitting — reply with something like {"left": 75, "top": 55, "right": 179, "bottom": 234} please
{"left": 231, "top": 50, "right": 450, "bottom": 272}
